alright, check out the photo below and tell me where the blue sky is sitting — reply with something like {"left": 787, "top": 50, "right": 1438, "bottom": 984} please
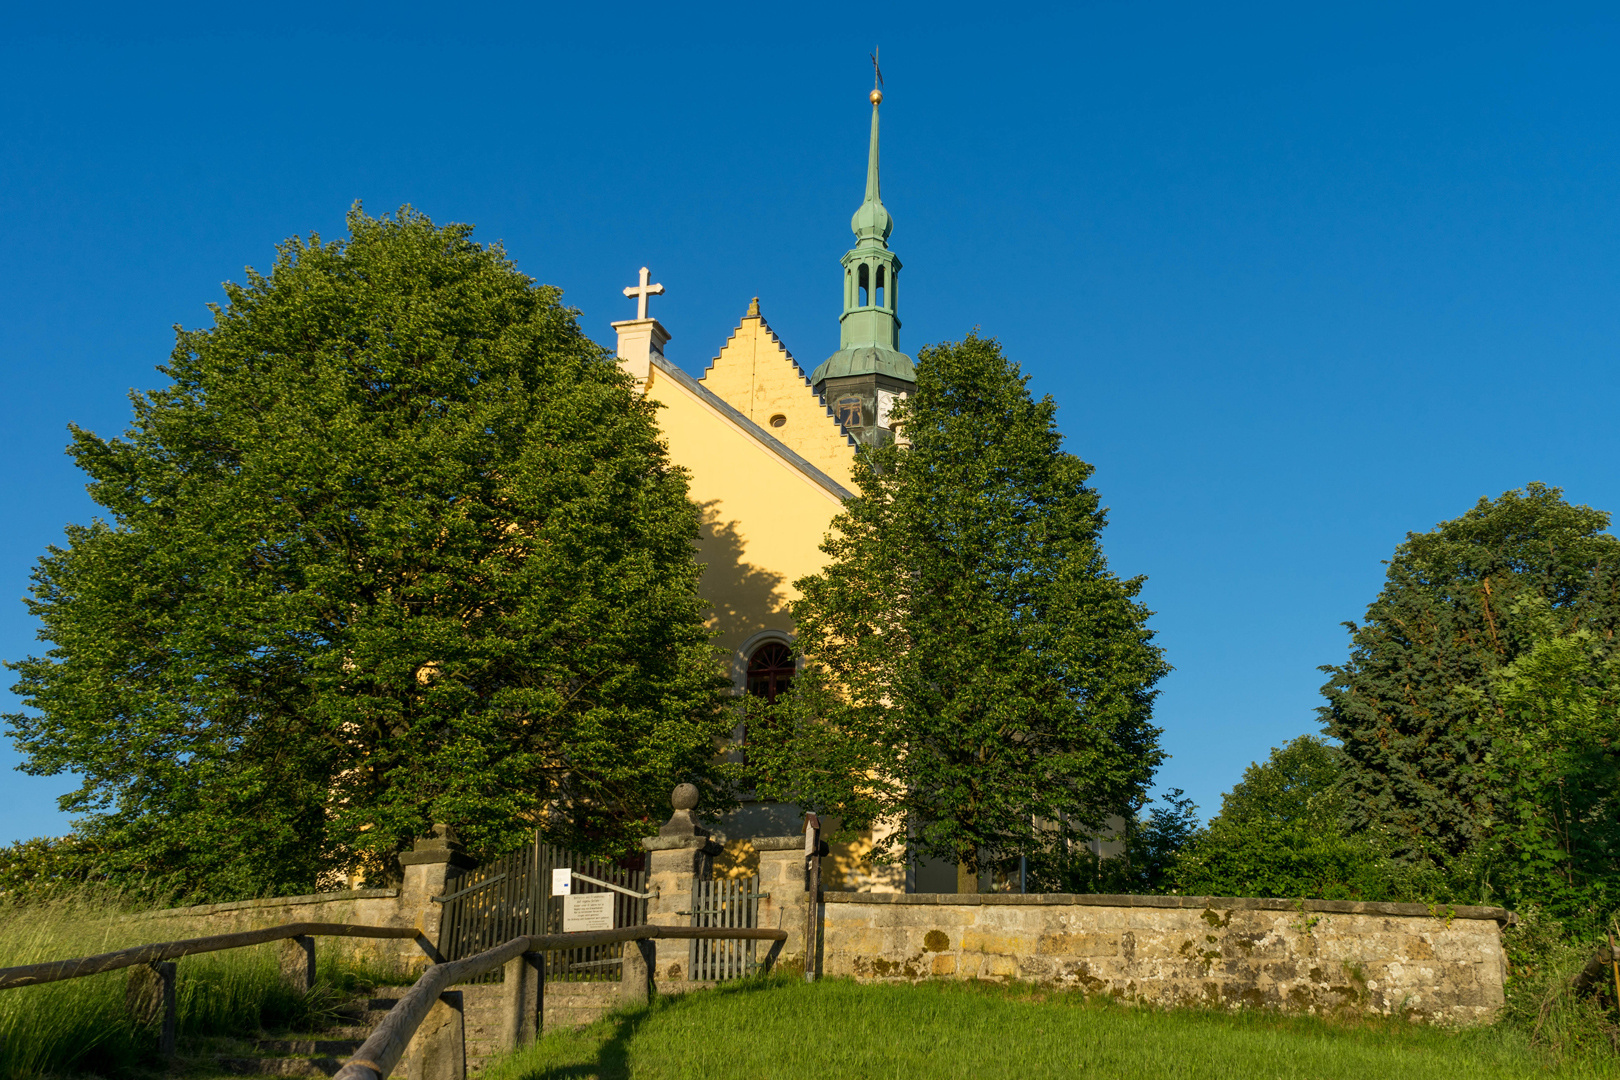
{"left": 4, "top": 2, "right": 1619, "bottom": 842}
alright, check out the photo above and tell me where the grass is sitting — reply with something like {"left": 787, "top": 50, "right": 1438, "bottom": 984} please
{"left": 487, "top": 974, "right": 1620, "bottom": 1080}
{"left": 0, "top": 890, "right": 399, "bottom": 1079}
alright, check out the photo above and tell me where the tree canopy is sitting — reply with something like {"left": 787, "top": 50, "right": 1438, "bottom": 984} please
{"left": 1171, "top": 736, "right": 1412, "bottom": 901}
{"left": 1463, "top": 598, "right": 1620, "bottom": 920}
{"left": 1320, "top": 483, "right": 1620, "bottom": 866}
{"left": 750, "top": 333, "right": 1168, "bottom": 891}
{"left": 5, "top": 205, "right": 732, "bottom": 901}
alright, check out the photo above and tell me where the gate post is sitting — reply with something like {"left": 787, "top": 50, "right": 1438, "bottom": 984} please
{"left": 753, "top": 837, "right": 808, "bottom": 974}
{"left": 642, "top": 784, "right": 720, "bottom": 991}
{"left": 398, "top": 825, "right": 476, "bottom": 971}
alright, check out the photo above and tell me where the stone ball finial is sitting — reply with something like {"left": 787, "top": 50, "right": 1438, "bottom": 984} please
{"left": 672, "top": 783, "right": 699, "bottom": 811}
{"left": 870, "top": 89, "right": 883, "bottom": 105}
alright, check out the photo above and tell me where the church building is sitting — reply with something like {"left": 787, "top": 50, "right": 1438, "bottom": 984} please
{"left": 608, "top": 88, "right": 917, "bottom": 890}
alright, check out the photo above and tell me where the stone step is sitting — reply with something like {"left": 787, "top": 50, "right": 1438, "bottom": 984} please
{"left": 332, "top": 997, "right": 403, "bottom": 1019}
{"left": 214, "top": 1056, "right": 344, "bottom": 1077}
{"left": 211, "top": 992, "right": 402, "bottom": 1077}
{"left": 251, "top": 1038, "right": 364, "bottom": 1055}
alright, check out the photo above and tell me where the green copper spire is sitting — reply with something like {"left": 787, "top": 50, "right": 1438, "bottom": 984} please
{"left": 851, "top": 99, "right": 893, "bottom": 243}
{"left": 809, "top": 85, "right": 915, "bottom": 392}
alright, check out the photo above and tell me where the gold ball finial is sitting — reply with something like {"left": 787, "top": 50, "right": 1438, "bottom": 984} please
{"left": 870, "top": 89, "right": 883, "bottom": 105}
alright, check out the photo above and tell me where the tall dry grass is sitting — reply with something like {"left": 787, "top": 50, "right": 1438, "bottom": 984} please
{"left": 0, "top": 889, "right": 375, "bottom": 1078}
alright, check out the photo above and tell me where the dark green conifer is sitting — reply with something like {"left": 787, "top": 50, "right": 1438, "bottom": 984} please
{"left": 752, "top": 333, "right": 1167, "bottom": 891}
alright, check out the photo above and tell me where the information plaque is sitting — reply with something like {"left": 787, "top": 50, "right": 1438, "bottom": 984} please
{"left": 563, "top": 892, "right": 614, "bottom": 932}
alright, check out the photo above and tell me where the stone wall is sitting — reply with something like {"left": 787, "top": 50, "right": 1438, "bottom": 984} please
{"left": 458, "top": 980, "right": 654, "bottom": 1073}
{"left": 820, "top": 893, "right": 1509, "bottom": 1023}
{"left": 130, "top": 888, "right": 413, "bottom": 969}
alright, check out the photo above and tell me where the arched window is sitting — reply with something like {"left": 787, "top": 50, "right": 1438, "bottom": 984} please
{"left": 875, "top": 266, "right": 885, "bottom": 308}
{"left": 857, "top": 264, "right": 870, "bottom": 307}
{"left": 746, "top": 641, "right": 795, "bottom": 704}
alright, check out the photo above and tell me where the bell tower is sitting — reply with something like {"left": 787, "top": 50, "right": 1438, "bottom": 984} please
{"left": 808, "top": 77, "right": 916, "bottom": 446}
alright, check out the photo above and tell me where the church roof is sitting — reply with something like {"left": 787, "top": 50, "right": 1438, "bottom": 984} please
{"left": 810, "top": 344, "right": 915, "bottom": 385}
{"left": 650, "top": 354, "right": 854, "bottom": 502}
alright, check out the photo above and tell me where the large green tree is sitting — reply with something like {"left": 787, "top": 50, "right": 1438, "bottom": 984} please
{"left": 1321, "top": 484, "right": 1620, "bottom": 866}
{"left": 5, "top": 206, "right": 732, "bottom": 901}
{"left": 750, "top": 333, "right": 1168, "bottom": 892}
{"left": 1462, "top": 598, "right": 1620, "bottom": 922}
{"left": 1171, "top": 736, "right": 1416, "bottom": 901}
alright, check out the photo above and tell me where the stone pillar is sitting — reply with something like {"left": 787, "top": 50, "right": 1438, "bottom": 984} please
{"left": 611, "top": 317, "right": 670, "bottom": 387}
{"left": 499, "top": 952, "right": 542, "bottom": 1050}
{"left": 398, "top": 825, "right": 477, "bottom": 970}
{"left": 618, "top": 939, "right": 654, "bottom": 1006}
{"left": 405, "top": 990, "right": 465, "bottom": 1080}
{"left": 278, "top": 935, "right": 316, "bottom": 995}
{"left": 642, "top": 784, "right": 721, "bottom": 989}
{"left": 754, "top": 837, "right": 808, "bottom": 974}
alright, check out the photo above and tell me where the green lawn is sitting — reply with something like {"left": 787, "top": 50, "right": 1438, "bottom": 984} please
{"left": 487, "top": 975, "right": 1620, "bottom": 1080}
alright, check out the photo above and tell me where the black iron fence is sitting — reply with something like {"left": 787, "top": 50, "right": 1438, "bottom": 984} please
{"left": 435, "top": 833, "right": 647, "bottom": 982}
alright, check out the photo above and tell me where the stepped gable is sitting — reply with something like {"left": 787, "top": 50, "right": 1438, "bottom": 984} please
{"left": 698, "top": 297, "right": 857, "bottom": 489}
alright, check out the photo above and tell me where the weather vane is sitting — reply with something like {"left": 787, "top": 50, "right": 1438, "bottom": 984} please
{"left": 870, "top": 46, "right": 883, "bottom": 103}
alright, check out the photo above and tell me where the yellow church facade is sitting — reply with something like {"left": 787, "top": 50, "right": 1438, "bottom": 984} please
{"left": 606, "top": 90, "right": 930, "bottom": 891}
{"left": 612, "top": 297, "right": 856, "bottom": 690}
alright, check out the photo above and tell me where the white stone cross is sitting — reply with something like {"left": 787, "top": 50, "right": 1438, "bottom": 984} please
{"left": 622, "top": 266, "right": 665, "bottom": 320}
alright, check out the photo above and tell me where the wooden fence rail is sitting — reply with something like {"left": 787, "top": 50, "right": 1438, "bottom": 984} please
{"left": 332, "top": 924, "right": 788, "bottom": 1080}
{"left": 0, "top": 921, "right": 426, "bottom": 991}
{"left": 0, "top": 916, "right": 786, "bottom": 1075}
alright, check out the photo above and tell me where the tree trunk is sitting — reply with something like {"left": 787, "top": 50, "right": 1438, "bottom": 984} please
{"left": 956, "top": 860, "right": 979, "bottom": 894}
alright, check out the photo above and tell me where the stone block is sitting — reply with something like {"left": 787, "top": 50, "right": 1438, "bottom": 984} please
{"left": 980, "top": 954, "right": 1019, "bottom": 979}
{"left": 977, "top": 905, "right": 1039, "bottom": 929}
{"left": 1036, "top": 932, "right": 1119, "bottom": 958}
{"left": 1017, "top": 955, "right": 1055, "bottom": 979}
{"left": 960, "top": 929, "right": 1037, "bottom": 956}
{"left": 896, "top": 904, "right": 974, "bottom": 928}
{"left": 839, "top": 927, "right": 889, "bottom": 955}
{"left": 931, "top": 954, "right": 957, "bottom": 976}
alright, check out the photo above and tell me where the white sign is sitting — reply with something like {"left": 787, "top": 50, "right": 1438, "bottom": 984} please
{"left": 551, "top": 867, "right": 573, "bottom": 896}
{"left": 563, "top": 892, "right": 614, "bottom": 932}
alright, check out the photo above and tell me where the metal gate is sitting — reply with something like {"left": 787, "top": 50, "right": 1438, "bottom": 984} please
{"left": 435, "top": 833, "right": 647, "bottom": 982}
{"left": 686, "top": 876, "right": 765, "bottom": 981}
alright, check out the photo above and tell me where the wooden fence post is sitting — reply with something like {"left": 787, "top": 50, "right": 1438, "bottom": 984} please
{"left": 804, "top": 815, "right": 821, "bottom": 983}
{"left": 155, "top": 961, "right": 177, "bottom": 1057}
